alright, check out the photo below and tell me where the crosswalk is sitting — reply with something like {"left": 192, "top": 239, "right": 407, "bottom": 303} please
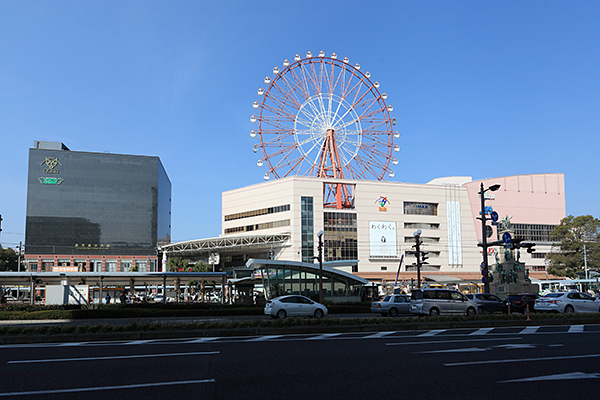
{"left": 1, "top": 324, "right": 598, "bottom": 349}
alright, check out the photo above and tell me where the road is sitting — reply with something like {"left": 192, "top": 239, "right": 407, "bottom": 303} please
{"left": 1, "top": 324, "right": 599, "bottom": 399}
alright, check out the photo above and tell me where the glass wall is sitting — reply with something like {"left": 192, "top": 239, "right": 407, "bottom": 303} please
{"left": 301, "top": 197, "right": 314, "bottom": 263}
{"left": 323, "top": 212, "right": 357, "bottom": 261}
{"left": 25, "top": 147, "right": 171, "bottom": 257}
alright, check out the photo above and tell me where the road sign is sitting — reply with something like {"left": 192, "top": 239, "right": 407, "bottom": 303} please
{"left": 490, "top": 211, "right": 499, "bottom": 223}
{"left": 481, "top": 276, "right": 487, "bottom": 283}
{"left": 502, "top": 232, "right": 512, "bottom": 244}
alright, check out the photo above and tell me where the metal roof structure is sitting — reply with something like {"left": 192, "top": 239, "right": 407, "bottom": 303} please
{"left": 159, "top": 233, "right": 291, "bottom": 257}
{"left": 0, "top": 271, "right": 227, "bottom": 287}
{"left": 245, "top": 258, "right": 369, "bottom": 285}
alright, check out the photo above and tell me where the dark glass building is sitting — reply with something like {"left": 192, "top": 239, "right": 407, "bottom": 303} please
{"left": 24, "top": 141, "right": 171, "bottom": 273}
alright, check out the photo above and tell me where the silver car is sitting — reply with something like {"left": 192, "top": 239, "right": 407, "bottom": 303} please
{"left": 410, "top": 289, "right": 477, "bottom": 317}
{"left": 264, "top": 295, "right": 328, "bottom": 319}
{"left": 535, "top": 292, "right": 599, "bottom": 313}
{"left": 371, "top": 294, "right": 411, "bottom": 317}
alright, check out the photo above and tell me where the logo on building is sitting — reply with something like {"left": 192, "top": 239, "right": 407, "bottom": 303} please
{"left": 41, "top": 157, "right": 62, "bottom": 174}
{"left": 38, "top": 177, "right": 63, "bottom": 185}
{"left": 374, "top": 196, "right": 389, "bottom": 212}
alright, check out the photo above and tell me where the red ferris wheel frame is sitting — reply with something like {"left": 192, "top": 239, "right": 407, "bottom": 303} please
{"left": 251, "top": 51, "right": 399, "bottom": 207}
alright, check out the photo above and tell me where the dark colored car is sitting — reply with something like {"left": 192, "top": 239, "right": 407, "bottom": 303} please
{"left": 502, "top": 293, "right": 539, "bottom": 314}
{"left": 465, "top": 293, "right": 503, "bottom": 314}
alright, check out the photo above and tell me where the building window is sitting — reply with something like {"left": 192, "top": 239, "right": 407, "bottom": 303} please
{"left": 301, "top": 197, "right": 314, "bottom": 263}
{"left": 224, "top": 219, "right": 291, "bottom": 234}
{"left": 323, "top": 212, "right": 357, "bottom": 261}
{"left": 381, "top": 266, "right": 387, "bottom": 271}
{"left": 404, "top": 223, "right": 440, "bottom": 229}
{"left": 404, "top": 236, "right": 439, "bottom": 243}
{"left": 499, "top": 224, "right": 557, "bottom": 242}
{"left": 404, "top": 202, "right": 438, "bottom": 216}
{"left": 224, "top": 204, "right": 290, "bottom": 222}
{"left": 531, "top": 252, "right": 548, "bottom": 259}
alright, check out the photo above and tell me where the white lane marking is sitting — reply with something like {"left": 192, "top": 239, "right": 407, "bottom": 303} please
{"left": 421, "top": 347, "right": 490, "bottom": 353}
{"left": 7, "top": 351, "right": 220, "bottom": 364}
{"left": 520, "top": 326, "right": 540, "bottom": 334}
{"left": 58, "top": 342, "right": 85, "bottom": 346}
{"left": 364, "top": 331, "right": 397, "bottom": 339}
{"left": 0, "top": 379, "right": 216, "bottom": 397}
{"left": 470, "top": 328, "right": 494, "bottom": 336}
{"left": 306, "top": 333, "right": 343, "bottom": 340}
{"left": 569, "top": 325, "right": 584, "bottom": 333}
{"left": 120, "top": 340, "right": 152, "bottom": 345}
{"left": 245, "top": 335, "right": 283, "bottom": 342}
{"left": 185, "top": 337, "right": 220, "bottom": 343}
{"left": 445, "top": 353, "right": 600, "bottom": 367}
{"left": 418, "top": 329, "right": 446, "bottom": 337}
{"left": 500, "top": 372, "right": 600, "bottom": 383}
{"left": 494, "top": 344, "right": 536, "bottom": 349}
{"left": 387, "top": 337, "right": 522, "bottom": 346}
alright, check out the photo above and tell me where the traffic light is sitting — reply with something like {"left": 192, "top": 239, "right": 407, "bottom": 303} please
{"left": 421, "top": 251, "right": 429, "bottom": 264}
{"left": 0, "top": 214, "right": 2, "bottom": 232}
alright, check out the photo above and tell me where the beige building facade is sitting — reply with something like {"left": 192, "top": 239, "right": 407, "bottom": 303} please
{"left": 221, "top": 173, "right": 565, "bottom": 283}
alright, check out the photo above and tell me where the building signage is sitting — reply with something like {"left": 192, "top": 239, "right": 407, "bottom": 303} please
{"left": 38, "top": 177, "right": 63, "bottom": 185}
{"left": 374, "top": 196, "right": 390, "bottom": 212}
{"left": 41, "top": 157, "right": 62, "bottom": 174}
{"left": 369, "top": 221, "right": 397, "bottom": 258}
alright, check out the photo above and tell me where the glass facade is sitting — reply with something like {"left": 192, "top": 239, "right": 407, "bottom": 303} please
{"left": 498, "top": 223, "right": 557, "bottom": 242}
{"left": 323, "top": 212, "right": 357, "bottom": 261}
{"left": 301, "top": 197, "right": 314, "bottom": 263}
{"left": 25, "top": 145, "right": 171, "bottom": 256}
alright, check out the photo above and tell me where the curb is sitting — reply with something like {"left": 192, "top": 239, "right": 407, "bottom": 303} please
{"left": 1, "top": 317, "right": 599, "bottom": 345}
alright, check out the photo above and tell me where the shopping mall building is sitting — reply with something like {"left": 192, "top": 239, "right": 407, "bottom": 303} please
{"left": 161, "top": 173, "right": 565, "bottom": 287}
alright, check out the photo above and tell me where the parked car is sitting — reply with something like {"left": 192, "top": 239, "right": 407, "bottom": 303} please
{"left": 465, "top": 293, "right": 503, "bottom": 314}
{"left": 535, "top": 292, "right": 600, "bottom": 313}
{"left": 410, "top": 289, "right": 477, "bottom": 317}
{"left": 371, "top": 294, "right": 410, "bottom": 317}
{"left": 502, "top": 293, "right": 539, "bottom": 314}
{"left": 264, "top": 295, "right": 328, "bottom": 319}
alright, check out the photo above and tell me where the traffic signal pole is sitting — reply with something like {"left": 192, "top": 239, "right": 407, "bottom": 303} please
{"left": 479, "top": 182, "right": 490, "bottom": 293}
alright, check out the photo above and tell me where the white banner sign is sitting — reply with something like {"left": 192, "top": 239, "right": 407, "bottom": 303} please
{"left": 369, "top": 221, "right": 397, "bottom": 257}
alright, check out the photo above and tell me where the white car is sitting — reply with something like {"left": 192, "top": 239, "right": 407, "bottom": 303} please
{"left": 535, "top": 292, "right": 600, "bottom": 313}
{"left": 264, "top": 295, "right": 328, "bottom": 319}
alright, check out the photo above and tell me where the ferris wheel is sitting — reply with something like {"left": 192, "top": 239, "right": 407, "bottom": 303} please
{"left": 251, "top": 51, "right": 399, "bottom": 183}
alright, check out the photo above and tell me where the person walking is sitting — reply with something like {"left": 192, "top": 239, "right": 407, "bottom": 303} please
{"left": 105, "top": 294, "right": 111, "bottom": 304}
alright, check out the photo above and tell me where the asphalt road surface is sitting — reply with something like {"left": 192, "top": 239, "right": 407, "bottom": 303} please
{"left": 1, "top": 324, "right": 599, "bottom": 399}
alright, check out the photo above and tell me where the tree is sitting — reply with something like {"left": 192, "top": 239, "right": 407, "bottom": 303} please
{"left": 166, "top": 257, "right": 189, "bottom": 272}
{"left": 547, "top": 215, "right": 600, "bottom": 278}
{"left": 0, "top": 245, "right": 18, "bottom": 271}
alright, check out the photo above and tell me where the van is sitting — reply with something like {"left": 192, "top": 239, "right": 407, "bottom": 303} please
{"left": 410, "top": 289, "right": 477, "bottom": 317}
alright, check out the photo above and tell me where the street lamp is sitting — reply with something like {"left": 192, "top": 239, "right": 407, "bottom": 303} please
{"left": 479, "top": 182, "right": 501, "bottom": 293}
{"left": 316, "top": 230, "right": 324, "bottom": 304}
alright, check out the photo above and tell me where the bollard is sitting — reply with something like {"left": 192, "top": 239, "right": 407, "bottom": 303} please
{"left": 508, "top": 302, "right": 510, "bottom": 315}
{"left": 526, "top": 304, "right": 531, "bottom": 321}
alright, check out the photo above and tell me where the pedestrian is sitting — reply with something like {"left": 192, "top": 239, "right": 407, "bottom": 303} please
{"left": 120, "top": 292, "right": 126, "bottom": 304}
{"left": 105, "top": 294, "right": 111, "bottom": 304}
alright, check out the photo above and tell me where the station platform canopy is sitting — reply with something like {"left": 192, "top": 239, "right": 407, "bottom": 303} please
{"left": 0, "top": 271, "right": 227, "bottom": 287}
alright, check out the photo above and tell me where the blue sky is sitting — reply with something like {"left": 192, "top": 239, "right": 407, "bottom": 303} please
{"left": 1, "top": 1, "right": 599, "bottom": 248}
